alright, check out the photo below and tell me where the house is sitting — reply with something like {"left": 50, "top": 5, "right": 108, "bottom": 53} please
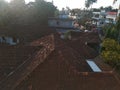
{"left": 106, "top": 11, "right": 117, "bottom": 23}
{"left": 0, "top": 45, "right": 41, "bottom": 83}
{"left": 48, "top": 7, "right": 80, "bottom": 29}
{"left": 48, "top": 17, "right": 75, "bottom": 29}
{"left": 92, "top": 10, "right": 106, "bottom": 26}
{"left": 0, "top": 33, "right": 120, "bottom": 90}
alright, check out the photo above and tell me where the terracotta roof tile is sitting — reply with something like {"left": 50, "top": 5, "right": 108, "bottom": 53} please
{"left": 1, "top": 33, "right": 120, "bottom": 90}
{"left": 107, "top": 12, "right": 117, "bottom": 15}
{"left": 0, "top": 45, "right": 41, "bottom": 89}
{"left": 16, "top": 34, "right": 120, "bottom": 90}
{"left": 71, "top": 32, "right": 101, "bottom": 43}
{"left": 16, "top": 50, "right": 120, "bottom": 90}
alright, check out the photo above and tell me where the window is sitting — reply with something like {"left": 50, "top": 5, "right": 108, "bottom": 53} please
{"left": 86, "top": 60, "right": 102, "bottom": 72}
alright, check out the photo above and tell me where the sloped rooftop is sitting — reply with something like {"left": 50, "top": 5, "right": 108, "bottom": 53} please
{"left": 16, "top": 34, "right": 120, "bottom": 90}
{"left": 71, "top": 32, "right": 101, "bottom": 44}
{"left": 0, "top": 45, "right": 42, "bottom": 90}
{"left": 0, "top": 33, "right": 120, "bottom": 90}
{"left": 0, "top": 45, "right": 40, "bottom": 81}
{"left": 16, "top": 49, "right": 120, "bottom": 90}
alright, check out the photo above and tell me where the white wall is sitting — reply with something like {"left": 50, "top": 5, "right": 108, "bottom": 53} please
{"left": 106, "top": 15, "right": 116, "bottom": 21}
{"left": 48, "top": 19, "right": 74, "bottom": 28}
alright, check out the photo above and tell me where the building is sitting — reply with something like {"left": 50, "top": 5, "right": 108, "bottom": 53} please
{"left": 92, "top": 10, "right": 106, "bottom": 26}
{"left": 48, "top": 17, "right": 75, "bottom": 29}
{"left": 48, "top": 7, "right": 80, "bottom": 29}
{"left": 106, "top": 11, "right": 117, "bottom": 23}
{"left": 0, "top": 33, "right": 120, "bottom": 90}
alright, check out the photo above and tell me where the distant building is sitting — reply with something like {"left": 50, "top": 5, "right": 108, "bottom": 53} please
{"left": 106, "top": 12, "right": 117, "bottom": 22}
{"left": 0, "top": 36, "right": 19, "bottom": 45}
{"left": 92, "top": 10, "right": 106, "bottom": 26}
{"left": 48, "top": 17, "right": 75, "bottom": 28}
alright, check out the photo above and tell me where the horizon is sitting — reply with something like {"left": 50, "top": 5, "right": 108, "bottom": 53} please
{"left": 5, "top": 0, "right": 120, "bottom": 10}
{"left": 47, "top": 0, "right": 120, "bottom": 10}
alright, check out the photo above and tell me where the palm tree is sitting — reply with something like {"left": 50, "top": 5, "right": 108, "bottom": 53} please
{"left": 113, "top": 0, "right": 117, "bottom": 4}
{"left": 85, "top": 0, "right": 97, "bottom": 8}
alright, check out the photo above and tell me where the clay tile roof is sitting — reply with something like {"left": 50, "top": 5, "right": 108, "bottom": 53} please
{"left": 16, "top": 34, "right": 120, "bottom": 90}
{"left": 16, "top": 49, "right": 120, "bottom": 90}
{"left": 107, "top": 12, "right": 117, "bottom": 15}
{"left": 66, "top": 40, "right": 98, "bottom": 59}
{"left": 0, "top": 45, "right": 41, "bottom": 90}
{"left": 71, "top": 32, "right": 101, "bottom": 44}
{"left": 1, "top": 33, "right": 120, "bottom": 90}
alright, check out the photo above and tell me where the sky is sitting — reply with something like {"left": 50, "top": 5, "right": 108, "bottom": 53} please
{"left": 5, "top": 0, "right": 120, "bottom": 10}
{"left": 46, "top": 0, "right": 120, "bottom": 10}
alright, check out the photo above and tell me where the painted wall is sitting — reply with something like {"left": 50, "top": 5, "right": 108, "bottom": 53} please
{"left": 48, "top": 19, "right": 74, "bottom": 28}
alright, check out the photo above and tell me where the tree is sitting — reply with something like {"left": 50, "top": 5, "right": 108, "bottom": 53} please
{"left": 9, "top": 0, "right": 26, "bottom": 25}
{"left": 85, "top": 0, "right": 97, "bottom": 8}
{"left": 71, "top": 8, "right": 81, "bottom": 16}
{"left": 104, "top": 6, "right": 113, "bottom": 12}
{"left": 11, "top": 0, "right": 25, "bottom": 5}
{"left": 116, "top": 16, "right": 120, "bottom": 42}
{"left": 103, "top": 16, "right": 120, "bottom": 41}
{"left": 100, "top": 0, "right": 120, "bottom": 71}
{"left": 33, "top": 0, "right": 56, "bottom": 24}
{"left": 0, "top": 0, "right": 10, "bottom": 26}
{"left": 0, "top": 0, "right": 56, "bottom": 26}
{"left": 113, "top": 0, "right": 117, "bottom": 4}
{"left": 100, "top": 6, "right": 104, "bottom": 10}
{"left": 101, "top": 38, "right": 120, "bottom": 69}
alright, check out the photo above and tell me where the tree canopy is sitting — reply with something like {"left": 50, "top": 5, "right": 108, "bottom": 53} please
{"left": 101, "top": 38, "right": 120, "bottom": 69}
{"left": 0, "top": 0, "right": 56, "bottom": 26}
{"left": 85, "top": 0, "right": 97, "bottom": 8}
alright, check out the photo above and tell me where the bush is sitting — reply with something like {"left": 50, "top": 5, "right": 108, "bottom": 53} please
{"left": 101, "top": 38, "right": 120, "bottom": 68}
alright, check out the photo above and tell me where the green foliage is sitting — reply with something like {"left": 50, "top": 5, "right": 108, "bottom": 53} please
{"left": 103, "top": 16, "right": 120, "bottom": 42}
{"left": 93, "top": 6, "right": 114, "bottom": 12}
{"left": 103, "top": 24, "right": 119, "bottom": 40}
{"left": 109, "top": 27, "right": 118, "bottom": 39}
{"left": 0, "top": 0, "right": 9, "bottom": 26}
{"left": 34, "top": 0, "right": 56, "bottom": 24}
{"left": 104, "top": 6, "right": 113, "bottom": 12}
{"left": 101, "top": 38, "right": 120, "bottom": 69}
{"left": 116, "top": 16, "right": 120, "bottom": 41}
{"left": 101, "top": 15, "right": 120, "bottom": 70}
{"left": 0, "top": 0, "right": 56, "bottom": 26}
{"left": 54, "top": 9, "right": 59, "bottom": 17}
{"left": 85, "top": 0, "right": 97, "bottom": 8}
{"left": 102, "top": 38, "right": 118, "bottom": 50}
